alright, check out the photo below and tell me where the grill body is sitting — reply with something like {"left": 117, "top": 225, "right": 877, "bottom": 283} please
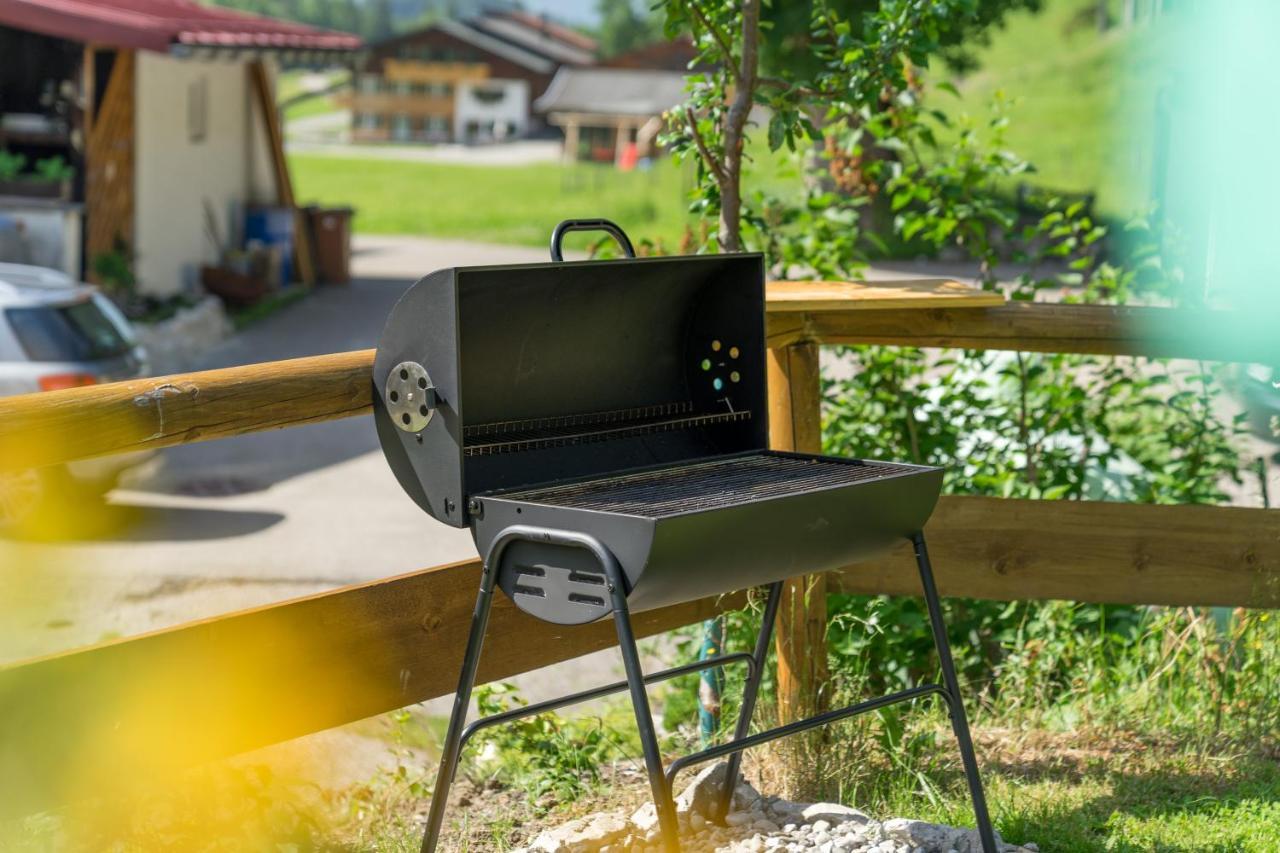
{"left": 372, "top": 246, "right": 944, "bottom": 625}
{"left": 474, "top": 452, "right": 941, "bottom": 624}
{"left": 383, "top": 221, "right": 997, "bottom": 853}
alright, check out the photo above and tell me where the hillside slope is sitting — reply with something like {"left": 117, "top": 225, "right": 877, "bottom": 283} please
{"left": 945, "top": 0, "right": 1171, "bottom": 220}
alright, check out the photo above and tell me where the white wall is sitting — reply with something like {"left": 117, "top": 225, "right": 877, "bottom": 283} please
{"left": 133, "top": 53, "right": 278, "bottom": 297}
{"left": 454, "top": 79, "right": 529, "bottom": 143}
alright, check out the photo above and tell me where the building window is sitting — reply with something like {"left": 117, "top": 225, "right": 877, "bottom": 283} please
{"left": 187, "top": 76, "right": 208, "bottom": 143}
{"left": 357, "top": 112, "right": 382, "bottom": 130}
{"left": 392, "top": 114, "right": 412, "bottom": 141}
{"left": 441, "top": 82, "right": 454, "bottom": 97}
{"left": 395, "top": 80, "right": 412, "bottom": 96}
{"left": 359, "top": 74, "right": 380, "bottom": 95}
{"left": 472, "top": 87, "right": 505, "bottom": 105}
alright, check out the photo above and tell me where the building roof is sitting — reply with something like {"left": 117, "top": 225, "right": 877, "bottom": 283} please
{"left": 533, "top": 67, "right": 689, "bottom": 117}
{"left": 0, "top": 0, "right": 361, "bottom": 54}
{"left": 491, "top": 9, "right": 597, "bottom": 54}
{"left": 433, "top": 18, "right": 554, "bottom": 74}
{"left": 601, "top": 37, "right": 701, "bottom": 72}
{"left": 469, "top": 12, "right": 594, "bottom": 67}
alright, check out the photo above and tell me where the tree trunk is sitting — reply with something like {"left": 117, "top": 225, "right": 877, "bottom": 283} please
{"left": 718, "top": 0, "right": 759, "bottom": 253}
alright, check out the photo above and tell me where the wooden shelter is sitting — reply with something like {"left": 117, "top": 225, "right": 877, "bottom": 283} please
{"left": 0, "top": 0, "right": 361, "bottom": 296}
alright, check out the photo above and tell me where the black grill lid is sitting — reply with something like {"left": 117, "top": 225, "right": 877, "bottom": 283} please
{"left": 373, "top": 233, "right": 768, "bottom": 527}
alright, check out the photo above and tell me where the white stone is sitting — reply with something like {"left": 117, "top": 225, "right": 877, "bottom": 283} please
{"left": 629, "top": 803, "right": 658, "bottom": 832}
{"left": 803, "top": 803, "right": 872, "bottom": 825}
{"left": 676, "top": 761, "right": 734, "bottom": 817}
{"left": 951, "top": 828, "right": 1004, "bottom": 853}
{"left": 689, "top": 812, "right": 706, "bottom": 831}
{"left": 528, "top": 812, "right": 628, "bottom": 853}
{"left": 812, "top": 820, "right": 833, "bottom": 833}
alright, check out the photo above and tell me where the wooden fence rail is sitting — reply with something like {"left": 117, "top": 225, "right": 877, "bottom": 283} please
{"left": 3, "top": 292, "right": 1278, "bottom": 473}
{"left": 1, "top": 282, "right": 1277, "bottom": 818}
{"left": 3, "top": 496, "right": 1275, "bottom": 818}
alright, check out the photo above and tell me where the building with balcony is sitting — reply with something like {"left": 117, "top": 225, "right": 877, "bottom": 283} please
{"left": 347, "top": 12, "right": 595, "bottom": 145}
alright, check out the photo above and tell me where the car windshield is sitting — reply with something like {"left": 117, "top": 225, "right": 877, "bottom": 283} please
{"left": 5, "top": 297, "right": 134, "bottom": 362}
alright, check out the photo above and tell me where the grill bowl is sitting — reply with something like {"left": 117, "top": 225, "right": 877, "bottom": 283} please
{"left": 472, "top": 451, "right": 942, "bottom": 625}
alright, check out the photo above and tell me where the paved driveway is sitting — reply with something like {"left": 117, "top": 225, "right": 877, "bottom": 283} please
{"left": 1, "top": 235, "right": 686, "bottom": 805}
{"left": 0, "top": 238, "right": 595, "bottom": 673}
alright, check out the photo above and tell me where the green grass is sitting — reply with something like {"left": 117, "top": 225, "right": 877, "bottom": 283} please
{"left": 290, "top": 154, "right": 704, "bottom": 250}
{"left": 290, "top": 133, "right": 802, "bottom": 249}
{"left": 941, "top": 0, "right": 1173, "bottom": 220}
{"left": 878, "top": 724, "right": 1280, "bottom": 852}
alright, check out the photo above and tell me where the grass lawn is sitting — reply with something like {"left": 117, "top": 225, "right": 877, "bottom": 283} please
{"left": 942, "top": 0, "right": 1173, "bottom": 220}
{"left": 290, "top": 154, "right": 703, "bottom": 250}
{"left": 290, "top": 134, "right": 802, "bottom": 250}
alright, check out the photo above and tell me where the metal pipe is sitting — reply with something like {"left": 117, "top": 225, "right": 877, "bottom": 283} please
{"left": 602, "top": 549, "right": 683, "bottom": 852}
{"left": 420, "top": 559, "right": 500, "bottom": 853}
{"left": 665, "top": 684, "right": 948, "bottom": 784}
{"left": 715, "top": 581, "right": 784, "bottom": 822}
{"left": 912, "top": 532, "right": 998, "bottom": 853}
{"left": 458, "top": 653, "right": 756, "bottom": 750}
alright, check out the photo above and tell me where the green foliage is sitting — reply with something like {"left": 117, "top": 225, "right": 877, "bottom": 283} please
{"left": 90, "top": 238, "right": 137, "bottom": 298}
{"left": 467, "top": 683, "right": 630, "bottom": 810}
{"left": 32, "top": 156, "right": 73, "bottom": 183}
{"left": 0, "top": 150, "right": 27, "bottom": 182}
{"left": 596, "top": 0, "right": 664, "bottom": 58}
{"left": 656, "top": 1, "right": 1270, "bottom": 816}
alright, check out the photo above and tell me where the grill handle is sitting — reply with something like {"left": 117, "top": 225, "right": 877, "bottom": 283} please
{"left": 550, "top": 219, "right": 636, "bottom": 262}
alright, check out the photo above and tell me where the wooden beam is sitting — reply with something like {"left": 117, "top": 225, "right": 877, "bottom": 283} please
{"left": 766, "top": 279, "right": 1004, "bottom": 313}
{"left": 767, "top": 343, "right": 830, "bottom": 727}
{"left": 0, "top": 350, "right": 374, "bottom": 472}
{"left": 0, "top": 558, "right": 744, "bottom": 819}
{"left": 796, "top": 301, "right": 1280, "bottom": 363}
{"left": 248, "top": 60, "right": 315, "bottom": 287}
{"left": 0, "top": 496, "right": 1274, "bottom": 817}
{"left": 84, "top": 49, "right": 135, "bottom": 285}
{"left": 830, "top": 495, "right": 1280, "bottom": 609}
{"left": 3, "top": 298, "right": 1277, "bottom": 474}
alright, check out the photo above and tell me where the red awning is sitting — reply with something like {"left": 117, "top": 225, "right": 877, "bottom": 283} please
{"left": 0, "top": 0, "right": 362, "bottom": 53}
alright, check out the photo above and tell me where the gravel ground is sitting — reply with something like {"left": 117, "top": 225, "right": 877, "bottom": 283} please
{"left": 517, "top": 763, "right": 1036, "bottom": 853}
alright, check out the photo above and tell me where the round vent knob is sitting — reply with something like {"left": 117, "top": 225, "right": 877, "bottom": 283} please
{"left": 386, "top": 361, "right": 437, "bottom": 433}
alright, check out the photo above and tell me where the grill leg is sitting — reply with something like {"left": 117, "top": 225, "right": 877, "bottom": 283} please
{"left": 912, "top": 532, "right": 999, "bottom": 853}
{"left": 420, "top": 561, "right": 498, "bottom": 853}
{"left": 715, "top": 580, "right": 784, "bottom": 823}
{"left": 605, "top": 561, "right": 682, "bottom": 853}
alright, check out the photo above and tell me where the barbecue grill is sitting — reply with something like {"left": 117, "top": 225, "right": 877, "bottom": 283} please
{"left": 374, "top": 220, "right": 997, "bottom": 853}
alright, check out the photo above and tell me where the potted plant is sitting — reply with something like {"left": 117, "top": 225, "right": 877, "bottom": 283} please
{"left": 30, "top": 156, "right": 74, "bottom": 200}
{"left": 0, "top": 152, "right": 74, "bottom": 200}
{"left": 0, "top": 150, "right": 27, "bottom": 196}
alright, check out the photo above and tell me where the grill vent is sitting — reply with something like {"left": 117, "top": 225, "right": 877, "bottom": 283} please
{"left": 464, "top": 401, "right": 751, "bottom": 457}
{"left": 495, "top": 453, "right": 920, "bottom": 518}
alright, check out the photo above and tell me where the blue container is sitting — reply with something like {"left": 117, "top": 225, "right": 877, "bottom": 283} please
{"left": 244, "top": 206, "right": 295, "bottom": 285}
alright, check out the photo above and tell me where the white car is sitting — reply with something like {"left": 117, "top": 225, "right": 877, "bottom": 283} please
{"left": 0, "top": 263, "right": 153, "bottom": 528}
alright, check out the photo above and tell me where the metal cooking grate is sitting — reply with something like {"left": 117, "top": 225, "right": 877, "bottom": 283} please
{"left": 495, "top": 452, "right": 921, "bottom": 517}
{"left": 464, "top": 402, "right": 751, "bottom": 457}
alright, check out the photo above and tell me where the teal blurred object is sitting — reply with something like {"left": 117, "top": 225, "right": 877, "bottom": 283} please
{"left": 698, "top": 617, "right": 725, "bottom": 747}
{"left": 1150, "top": 0, "right": 1280, "bottom": 324}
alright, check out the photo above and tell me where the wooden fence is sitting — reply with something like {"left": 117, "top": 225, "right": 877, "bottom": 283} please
{"left": 1, "top": 282, "right": 1277, "bottom": 818}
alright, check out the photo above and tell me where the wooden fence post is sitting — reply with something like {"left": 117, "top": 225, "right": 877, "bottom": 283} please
{"left": 767, "top": 342, "right": 829, "bottom": 727}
